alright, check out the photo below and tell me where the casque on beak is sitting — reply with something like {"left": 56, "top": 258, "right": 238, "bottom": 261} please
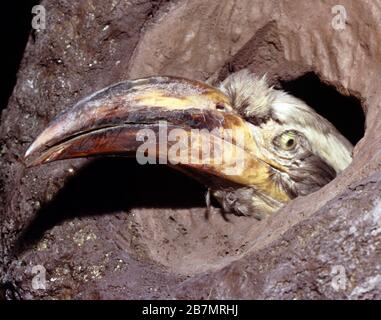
{"left": 25, "top": 76, "right": 290, "bottom": 204}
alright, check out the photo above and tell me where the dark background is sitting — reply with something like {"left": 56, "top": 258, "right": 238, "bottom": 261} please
{"left": 0, "top": 1, "right": 40, "bottom": 113}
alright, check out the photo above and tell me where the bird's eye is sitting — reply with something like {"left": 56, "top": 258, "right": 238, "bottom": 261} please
{"left": 279, "top": 131, "right": 297, "bottom": 150}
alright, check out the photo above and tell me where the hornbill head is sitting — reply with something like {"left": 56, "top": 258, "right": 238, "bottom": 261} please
{"left": 25, "top": 70, "right": 353, "bottom": 219}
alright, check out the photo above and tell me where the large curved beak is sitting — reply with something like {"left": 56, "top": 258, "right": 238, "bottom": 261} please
{"left": 25, "top": 76, "right": 290, "bottom": 203}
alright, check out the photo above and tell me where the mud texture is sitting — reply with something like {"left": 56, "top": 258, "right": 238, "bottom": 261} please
{"left": 0, "top": 0, "right": 380, "bottom": 299}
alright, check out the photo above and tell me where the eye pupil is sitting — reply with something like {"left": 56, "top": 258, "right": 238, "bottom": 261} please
{"left": 273, "top": 131, "right": 298, "bottom": 150}
{"left": 287, "top": 139, "right": 294, "bottom": 147}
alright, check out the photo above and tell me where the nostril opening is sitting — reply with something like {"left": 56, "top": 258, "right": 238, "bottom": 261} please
{"left": 279, "top": 72, "right": 365, "bottom": 146}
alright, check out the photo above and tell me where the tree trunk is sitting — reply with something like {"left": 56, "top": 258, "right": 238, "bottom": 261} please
{"left": 1, "top": 0, "right": 380, "bottom": 299}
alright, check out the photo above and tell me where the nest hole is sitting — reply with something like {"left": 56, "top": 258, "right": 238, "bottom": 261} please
{"left": 279, "top": 72, "right": 365, "bottom": 145}
{"left": 16, "top": 72, "right": 366, "bottom": 273}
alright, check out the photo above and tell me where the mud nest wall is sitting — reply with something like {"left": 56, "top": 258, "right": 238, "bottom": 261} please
{"left": 0, "top": 0, "right": 380, "bottom": 299}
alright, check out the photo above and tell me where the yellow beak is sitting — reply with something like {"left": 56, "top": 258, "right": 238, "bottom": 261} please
{"left": 25, "top": 76, "right": 290, "bottom": 203}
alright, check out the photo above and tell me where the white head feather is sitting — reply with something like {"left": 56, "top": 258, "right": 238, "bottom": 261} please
{"left": 219, "top": 69, "right": 353, "bottom": 173}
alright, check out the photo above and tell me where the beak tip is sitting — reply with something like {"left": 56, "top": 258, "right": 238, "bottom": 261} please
{"left": 24, "top": 141, "right": 38, "bottom": 160}
{"left": 24, "top": 146, "right": 33, "bottom": 159}
{"left": 24, "top": 141, "right": 45, "bottom": 167}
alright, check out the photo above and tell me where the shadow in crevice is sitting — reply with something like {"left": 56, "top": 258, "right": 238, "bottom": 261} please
{"left": 1, "top": 1, "right": 40, "bottom": 112}
{"left": 280, "top": 72, "right": 365, "bottom": 145}
{"left": 16, "top": 158, "right": 206, "bottom": 251}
